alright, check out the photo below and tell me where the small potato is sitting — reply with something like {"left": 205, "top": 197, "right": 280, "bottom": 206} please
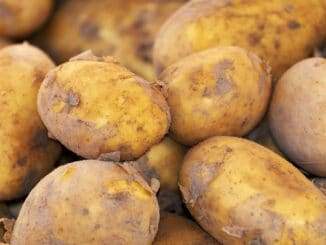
{"left": 0, "top": 43, "right": 61, "bottom": 201}
{"left": 11, "top": 160, "right": 160, "bottom": 245}
{"left": 179, "top": 136, "right": 326, "bottom": 244}
{"left": 312, "top": 178, "right": 326, "bottom": 195}
{"left": 269, "top": 58, "right": 326, "bottom": 176}
{"left": 0, "top": 0, "right": 53, "bottom": 38}
{"left": 153, "top": 212, "right": 218, "bottom": 244}
{"left": 38, "top": 51, "right": 170, "bottom": 161}
{"left": 154, "top": 0, "right": 326, "bottom": 78}
{"left": 159, "top": 46, "right": 271, "bottom": 145}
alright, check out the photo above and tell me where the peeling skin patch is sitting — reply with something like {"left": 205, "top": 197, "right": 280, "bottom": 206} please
{"left": 288, "top": 20, "right": 300, "bottom": 29}
{"left": 80, "top": 22, "right": 99, "bottom": 40}
{"left": 65, "top": 90, "right": 80, "bottom": 113}
{"left": 214, "top": 59, "right": 235, "bottom": 96}
{"left": 131, "top": 156, "right": 159, "bottom": 185}
{"left": 98, "top": 151, "right": 121, "bottom": 162}
{"left": 31, "top": 129, "right": 48, "bottom": 148}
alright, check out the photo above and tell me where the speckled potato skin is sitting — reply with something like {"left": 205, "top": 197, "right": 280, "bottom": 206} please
{"left": 0, "top": 43, "right": 61, "bottom": 201}
{"left": 159, "top": 46, "right": 271, "bottom": 145}
{"left": 0, "top": 0, "right": 53, "bottom": 38}
{"left": 179, "top": 136, "right": 326, "bottom": 244}
{"left": 154, "top": 0, "right": 326, "bottom": 78}
{"left": 11, "top": 160, "right": 160, "bottom": 245}
{"left": 34, "top": 0, "right": 186, "bottom": 81}
{"left": 37, "top": 51, "right": 170, "bottom": 161}
{"left": 153, "top": 212, "right": 218, "bottom": 244}
{"left": 269, "top": 58, "right": 326, "bottom": 177}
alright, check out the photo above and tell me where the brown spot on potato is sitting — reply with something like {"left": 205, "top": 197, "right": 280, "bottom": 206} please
{"left": 274, "top": 40, "right": 280, "bottom": 49}
{"left": 248, "top": 33, "right": 262, "bottom": 46}
{"left": 138, "top": 42, "right": 153, "bottom": 63}
{"left": 203, "top": 87, "right": 211, "bottom": 97}
{"left": 288, "top": 20, "right": 300, "bottom": 29}
{"left": 65, "top": 90, "right": 80, "bottom": 112}
{"left": 82, "top": 208, "right": 89, "bottom": 216}
{"left": 241, "top": 117, "right": 249, "bottom": 129}
{"left": 17, "top": 157, "right": 27, "bottom": 167}
{"left": 284, "top": 4, "right": 294, "bottom": 13}
{"left": 80, "top": 22, "right": 99, "bottom": 40}
{"left": 31, "top": 129, "right": 48, "bottom": 148}
{"left": 214, "top": 59, "right": 235, "bottom": 96}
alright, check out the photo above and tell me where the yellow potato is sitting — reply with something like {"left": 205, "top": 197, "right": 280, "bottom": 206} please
{"left": 153, "top": 212, "right": 218, "bottom": 244}
{"left": 37, "top": 51, "right": 170, "bottom": 160}
{"left": 0, "top": 43, "right": 61, "bottom": 201}
{"left": 11, "top": 160, "right": 160, "bottom": 245}
{"left": 159, "top": 46, "right": 271, "bottom": 145}
{"left": 154, "top": 0, "right": 326, "bottom": 78}
{"left": 269, "top": 58, "right": 326, "bottom": 176}
{"left": 179, "top": 136, "right": 326, "bottom": 244}
{"left": 34, "top": 0, "right": 186, "bottom": 81}
{"left": 0, "top": 0, "right": 53, "bottom": 38}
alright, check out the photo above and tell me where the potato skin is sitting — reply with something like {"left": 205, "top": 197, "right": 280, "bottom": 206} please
{"left": 0, "top": 38, "right": 11, "bottom": 49}
{"left": 179, "top": 136, "right": 326, "bottom": 244}
{"left": 0, "top": 43, "right": 61, "bottom": 201}
{"left": 37, "top": 51, "right": 170, "bottom": 161}
{"left": 159, "top": 46, "right": 271, "bottom": 145}
{"left": 34, "top": 0, "right": 186, "bottom": 81}
{"left": 153, "top": 212, "right": 218, "bottom": 244}
{"left": 11, "top": 160, "right": 160, "bottom": 245}
{"left": 0, "top": 0, "right": 53, "bottom": 38}
{"left": 154, "top": 0, "right": 326, "bottom": 78}
{"left": 269, "top": 58, "right": 326, "bottom": 176}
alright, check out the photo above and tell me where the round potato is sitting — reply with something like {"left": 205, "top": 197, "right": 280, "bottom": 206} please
{"left": 179, "top": 136, "right": 326, "bottom": 244}
{"left": 0, "top": 0, "right": 53, "bottom": 38}
{"left": 159, "top": 46, "right": 271, "bottom": 145}
{"left": 11, "top": 160, "right": 159, "bottom": 245}
{"left": 0, "top": 43, "right": 61, "bottom": 201}
{"left": 269, "top": 58, "right": 326, "bottom": 176}
{"left": 153, "top": 212, "right": 218, "bottom": 244}
{"left": 154, "top": 0, "right": 326, "bottom": 78}
{"left": 38, "top": 51, "right": 170, "bottom": 161}
{"left": 312, "top": 178, "right": 326, "bottom": 196}
{"left": 34, "top": 0, "right": 186, "bottom": 81}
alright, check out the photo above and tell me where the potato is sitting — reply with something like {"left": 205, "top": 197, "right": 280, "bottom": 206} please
{"left": 0, "top": 38, "right": 11, "bottom": 49}
{"left": 0, "top": 0, "right": 53, "bottom": 38}
{"left": 153, "top": 212, "right": 218, "bottom": 244}
{"left": 34, "top": 0, "right": 186, "bottom": 81}
{"left": 0, "top": 43, "right": 61, "bottom": 201}
{"left": 312, "top": 178, "right": 326, "bottom": 195}
{"left": 154, "top": 0, "right": 326, "bottom": 78}
{"left": 269, "top": 58, "right": 326, "bottom": 176}
{"left": 11, "top": 160, "right": 160, "bottom": 245}
{"left": 37, "top": 51, "right": 170, "bottom": 161}
{"left": 179, "top": 136, "right": 326, "bottom": 244}
{"left": 159, "top": 46, "right": 271, "bottom": 145}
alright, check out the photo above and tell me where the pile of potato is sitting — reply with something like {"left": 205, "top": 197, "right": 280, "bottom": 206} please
{"left": 0, "top": 0, "right": 325, "bottom": 244}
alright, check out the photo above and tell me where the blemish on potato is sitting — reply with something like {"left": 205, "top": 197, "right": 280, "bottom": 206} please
{"left": 274, "top": 40, "right": 280, "bottom": 49}
{"left": 288, "top": 20, "right": 300, "bottom": 30}
{"left": 80, "top": 22, "right": 99, "bottom": 40}
{"left": 248, "top": 32, "right": 262, "bottom": 46}
{"left": 214, "top": 59, "right": 235, "bottom": 96}
{"left": 284, "top": 4, "right": 294, "bottom": 13}
{"left": 17, "top": 157, "right": 27, "bottom": 167}
{"left": 61, "top": 167, "right": 75, "bottom": 181}
{"left": 138, "top": 42, "right": 152, "bottom": 63}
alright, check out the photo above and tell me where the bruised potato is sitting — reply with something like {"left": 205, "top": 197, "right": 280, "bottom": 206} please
{"left": 159, "top": 46, "right": 271, "bottom": 145}
{"left": 0, "top": 0, "right": 53, "bottom": 38}
{"left": 154, "top": 0, "right": 326, "bottom": 78}
{"left": 34, "top": 0, "right": 186, "bottom": 81}
{"left": 153, "top": 212, "right": 218, "bottom": 244}
{"left": 11, "top": 160, "right": 159, "bottom": 245}
{"left": 269, "top": 58, "right": 326, "bottom": 176}
{"left": 0, "top": 43, "right": 61, "bottom": 201}
{"left": 38, "top": 51, "right": 170, "bottom": 161}
{"left": 179, "top": 136, "right": 326, "bottom": 244}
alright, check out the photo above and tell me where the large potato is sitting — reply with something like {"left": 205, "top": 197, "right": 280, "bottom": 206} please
{"left": 38, "top": 51, "right": 170, "bottom": 161}
{"left": 11, "top": 160, "right": 159, "bottom": 245}
{"left": 0, "top": 0, "right": 53, "bottom": 38}
{"left": 153, "top": 212, "right": 218, "bottom": 244}
{"left": 159, "top": 46, "right": 271, "bottom": 145}
{"left": 154, "top": 0, "right": 326, "bottom": 78}
{"left": 0, "top": 43, "right": 61, "bottom": 201}
{"left": 34, "top": 0, "right": 186, "bottom": 81}
{"left": 269, "top": 58, "right": 326, "bottom": 176}
{"left": 179, "top": 136, "right": 326, "bottom": 244}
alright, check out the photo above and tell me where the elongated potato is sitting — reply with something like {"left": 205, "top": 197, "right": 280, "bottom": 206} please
{"left": 0, "top": 43, "right": 61, "bottom": 201}
{"left": 0, "top": 0, "right": 53, "bottom": 38}
{"left": 34, "top": 0, "right": 186, "bottom": 81}
{"left": 179, "top": 136, "right": 326, "bottom": 244}
{"left": 269, "top": 58, "right": 326, "bottom": 176}
{"left": 11, "top": 160, "right": 159, "bottom": 245}
{"left": 38, "top": 51, "right": 170, "bottom": 161}
{"left": 159, "top": 46, "right": 271, "bottom": 145}
{"left": 154, "top": 0, "right": 326, "bottom": 78}
{"left": 154, "top": 212, "right": 218, "bottom": 244}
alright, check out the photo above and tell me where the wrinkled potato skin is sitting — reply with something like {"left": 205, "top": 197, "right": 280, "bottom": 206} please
{"left": 179, "top": 136, "right": 326, "bottom": 244}
{"left": 159, "top": 47, "right": 271, "bottom": 145}
{"left": 34, "top": 0, "right": 186, "bottom": 81}
{"left": 11, "top": 160, "right": 159, "bottom": 245}
{"left": 37, "top": 52, "right": 170, "bottom": 161}
{"left": 0, "top": 44, "right": 61, "bottom": 201}
{"left": 269, "top": 58, "right": 326, "bottom": 176}
{"left": 312, "top": 178, "right": 326, "bottom": 195}
{"left": 154, "top": 0, "right": 326, "bottom": 78}
{"left": 0, "top": 0, "right": 53, "bottom": 38}
{"left": 154, "top": 212, "right": 218, "bottom": 244}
